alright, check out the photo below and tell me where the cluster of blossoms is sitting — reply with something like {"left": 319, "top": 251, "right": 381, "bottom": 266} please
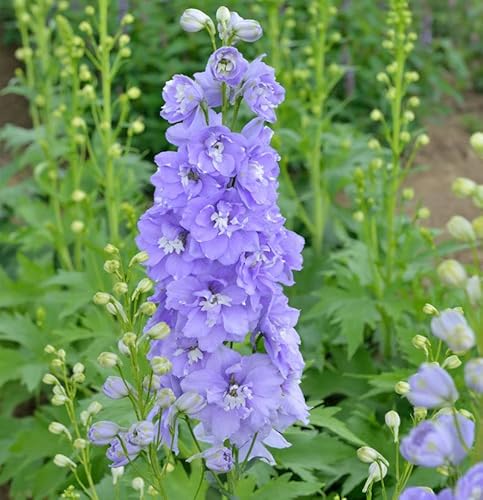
{"left": 356, "top": 304, "right": 483, "bottom": 498}
{"left": 88, "top": 6, "right": 307, "bottom": 477}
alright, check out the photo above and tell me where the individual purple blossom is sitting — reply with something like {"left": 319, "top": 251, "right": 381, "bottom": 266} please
{"left": 218, "top": 12, "right": 263, "bottom": 44}
{"left": 464, "top": 358, "right": 483, "bottom": 393}
{"left": 208, "top": 46, "right": 248, "bottom": 86}
{"left": 454, "top": 462, "right": 483, "bottom": 499}
{"left": 406, "top": 363, "right": 459, "bottom": 408}
{"left": 187, "top": 446, "right": 234, "bottom": 473}
{"left": 161, "top": 74, "right": 204, "bottom": 123}
{"left": 431, "top": 309, "right": 476, "bottom": 353}
{"left": 106, "top": 433, "right": 142, "bottom": 467}
{"left": 88, "top": 421, "right": 121, "bottom": 445}
{"left": 181, "top": 347, "right": 283, "bottom": 442}
{"left": 241, "top": 58, "right": 285, "bottom": 122}
{"left": 400, "top": 413, "right": 474, "bottom": 467}
{"left": 103, "top": 376, "right": 133, "bottom": 400}
{"left": 127, "top": 420, "right": 156, "bottom": 447}
{"left": 399, "top": 488, "right": 454, "bottom": 500}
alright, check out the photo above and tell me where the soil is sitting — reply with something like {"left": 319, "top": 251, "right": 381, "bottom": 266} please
{"left": 409, "top": 92, "right": 483, "bottom": 228}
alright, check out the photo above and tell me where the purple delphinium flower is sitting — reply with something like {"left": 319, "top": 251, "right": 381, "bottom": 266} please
{"left": 106, "top": 433, "right": 142, "bottom": 467}
{"left": 181, "top": 347, "right": 283, "bottom": 442}
{"left": 454, "top": 462, "right": 483, "bottom": 499}
{"left": 464, "top": 358, "right": 483, "bottom": 393}
{"left": 103, "top": 376, "right": 133, "bottom": 400}
{"left": 431, "top": 309, "right": 476, "bottom": 353}
{"left": 400, "top": 413, "right": 474, "bottom": 467}
{"left": 208, "top": 47, "right": 248, "bottom": 86}
{"left": 187, "top": 446, "right": 234, "bottom": 473}
{"left": 406, "top": 363, "right": 459, "bottom": 408}
{"left": 399, "top": 487, "right": 437, "bottom": 500}
{"left": 127, "top": 420, "right": 156, "bottom": 447}
{"left": 161, "top": 74, "right": 204, "bottom": 124}
{"left": 88, "top": 421, "right": 121, "bottom": 445}
{"left": 241, "top": 57, "right": 285, "bottom": 123}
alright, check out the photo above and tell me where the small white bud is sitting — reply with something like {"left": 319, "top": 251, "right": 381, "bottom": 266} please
{"left": 53, "top": 454, "right": 76, "bottom": 469}
{"left": 414, "top": 407, "right": 428, "bottom": 421}
{"left": 470, "top": 131, "right": 483, "bottom": 158}
{"left": 93, "top": 292, "right": 111, "bottom": 305}
{"left": 73, "top": 362, "right": 85, "bottom": 374}
{"left": 147, "top": 321, "right": 171, "bottom": 340}
{"left": 370, "top": 109, "right": 383, "bottom": 121}
{"left": 442, "top": 355, "right": 462, "bottom": 370}
{"left": 104, "top": 260, "right": 120, "bottom": 274}
{"left": 452, "top": 177, "right": 476, "bottom": 198}
{"left": 71, "top": 220, "right": 85, "bottom": 234}
{"left": 127, "top": 87, "right": 141, "bottom": 100}
{"left": 395, "top": 381, "right": 410, "bottom": 395}
{"left": 437, "top": 259, "right": 467, "bottom": 288}
{"left": 97, "top": 352, "right": 119, "bottom": 368}
{"left": 216, "top": 6, "right": 231, "bottom": 24}
{"left": 131, "top": 477, "right": 145, "bottom": 492}
{"left": 466, "top": 275, "right": 482, "bottom": 306}
{"left": 151, "top": 356, "right": 172, "bottom": 375}
{"left": 112, "top": 466, "right": 124, "bottom": 485}
{"left": 113, "top": 282, "right": 129, "bottom": 295}
{"left": 423, "top": 303, "right": 438, "bottom": 315}
{"left": 87, "top": 401, "right": 103, "bottom": 415}
{"left": 447, "top": 215, "right": 476, "bottom": 243}
{"left": 384, "top": 410, "right": 400, "bottom": 442}
{"left": 52, "top": 395, "right": 68, "bottom": 406}
{"left": 73, "top": 438, "right": 87, "bottom": 449}
{"left": 180, "top": 8, "right": 214, "bottom": 32}
{"left": 43, "top": 373, "right": 58, "bottom": 385}
{"left": 362, "top": 461, "right": 388, "bottom": 494}
{"left": 356, "top": 446, "right": 389, "bottom": 466}
{"left": 129, "top": 251, "right": 149, "bottom": 266}
{"left": 48, "top": 422, "right": 71, "bottom": 439}
{"left": 44, "top": 344, "right": 56, "bottom": 354}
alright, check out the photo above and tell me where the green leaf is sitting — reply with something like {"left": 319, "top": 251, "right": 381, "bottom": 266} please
{"left": 247, "top": 473, "right": 321, "bottom": 500}
{"left": 310, "top": 407, "right": 366, "bottom": 447}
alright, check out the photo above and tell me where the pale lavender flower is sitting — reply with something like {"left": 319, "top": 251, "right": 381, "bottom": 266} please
{"left": 161, "top": 75, "right": 204, "bottom": 123}
{"left": 187, "top": 446, "right": 234, "bottom": 472}
{"left": 88, "top": 421, "right": 121, "bottom": 445}
{"left": 103, "top": 376, "right": 133, "bottom": 400}
{"left": 127, "top": 421, "right": 156, "bottom": 447}
{"left": 208, "top": 47, "right": 248, "bottom": 86}
{"left": 406, "top": 363, "right": 459, "bottom": 408}
{"left": 400, "top": 414, "right": 474, "bottom": 467}
{"left": 464, "top": 358, "right": 483, "bottom": 393}
{"left": 454, "top": 462, "right": 483, "bottom": 499}
{"left": 106, "top": 433, "right": 142, "bottom": 467}
{"left": 400, "top": 488, "right": 454, "bottom": 500}
{"left": 431, "top": 309, "right": 476, "bottom": 353}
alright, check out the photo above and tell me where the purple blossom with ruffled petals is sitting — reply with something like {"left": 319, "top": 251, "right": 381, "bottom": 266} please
{"left": 400, "top": 414, "right": 474, "bottom": 467}
{"left": 161, "top": 74, "right": 204, "bottom": 123}
{"left": 208, "top": 47, "right": 248, "bottom": 86}
{"left": 407, "top": 363, "right": 459, "bottom": 408}
{"left": 454, "top": 462, "right": 483, "bottom": 499}
{"left": 431, "top": 309, "right": 476, "bottom": 353}
{"left": 106, "top": 433, "right": 142, "bottom": 467}
{"left": 241, "top": 58, "right": 285, "bottom": 122}
{"left": 127, "top": 420, "right": 156, "bottom": 447}
{"left": 88, "top": 421, "right": 121, "bottom": 445}
{"left": 187, "top": 446, "right": 234, "bottom": 472}
{"left": 181, "top": 347, "right": 283, "bottom": 441}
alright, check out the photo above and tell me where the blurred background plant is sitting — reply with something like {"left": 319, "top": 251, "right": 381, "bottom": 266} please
{"left": 0, "top": 0, "right": 481, "bottom": 498}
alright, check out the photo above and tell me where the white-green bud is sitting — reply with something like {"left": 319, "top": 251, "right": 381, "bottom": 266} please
{"left": 48, "top": 422, "right": 71, "bottom": 439}
{"left": 44, "top": 344, "right": 56, "bottom": 354}
{"left": 112, "top": 466, "right": 124, "bottom": 485}
{"left": 87, "top": 401, "right": 103, "bottom": 415}
{"left": 384, "top": 410, "right": 400, "bottom": 442}
{"left": 104, "top": 243, "right": 119, "bottom": 255}
{"left": 370, "top": 109, "right": 383, "bottom": 121}
{"left": 93, "top": 292, "right": 111, "bottom": 305}
{"left": 97, "top": 352, "right": 119, "bottom": 368}
{"left": 180, "top": 8, "right": 214, "bottom": 32}
{"left": 470, "top": 132, "right": 483, "bottom": 158}
{"left": 139, "top": 302, "right": 156, "bottom": 316}
{"left": 52, "top": 394, "right": 68, "bottom": 406}
{"left": 53, "top": 454, "right": 76, "bottom": 468}
{"left": 71, "top": 189, "right": 87, "bottom": 203}
{"left": 452, "top": 177, "right": 476, "bottom": 198}
{"left": 466, "top": 275, "right": 482, "bottom": 305}
{"left": 437, "top": 259, "right": 467, "bottom": 288}
{"left": 43, "top": 373, "right": 58, "bottom": 385}
{"left": 73, "top": 363, "right": 84, "bottom": 374}
{"left": 131, "top": 477, "right": 144, "bottom": 492}
{"left": 414, "top": 407, "right": 428, "bottom": 421}
{"left": 395, "top": 381, "right": 410, "bottom": 395}
{"left": 133, "top": 278, "right": 153, "bottom": 296}
{"left": 129, "top": 251, "right": 149, "bottom": 266}
{"left": 121, "top": 13, "right": 134, "bottom": 25}
{"left": 103, "top": 259, "right": 120, "bottom": 274}
{"left": 73, "top": 438, "right": 87, "bottom": 449}
{"left": 356, "top": 446, "right": 388, "bottom": 465}
{"left": 442, "top": 355, "right": 461, "bottom": 370}
{"left": 362, "top": 461, "right": 388, "bottom": 494}
{"left": 113, "top": 282, "right": 129, "bottom": 295}
{"left": 412, "top": 335, "right": 430, "bottom": 353}
{"left": 147, "top": 321, "right": 171, "bottom": 340}
{"left": 151, "top": 356, "right": 172, "bottom": 375}
{"left": 447, "top": 215, "right": 476, "bottom": 242}
{"left": 423, "top": 303, "right": 438, "bottom": 315}
{"left": 122, "top": 332, "right": 137, "bottom": 346}
{"left": 71, "top": 220, "right": 85, "bottom": 234}
{"left": 127, "top": 87, "right": 141, "bottom": 100}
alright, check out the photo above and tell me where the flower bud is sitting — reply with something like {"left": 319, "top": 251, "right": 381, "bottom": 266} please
{"left": 422, "top": 303, "right": 438, "bottom": 316}
{"left": 43, "top": 373, "right": 58, "bottom": 385}
{"left": 52, "top": 394, "right": 68, "bottom": 406}
{"left": 216, "top": 6, "right": 231, "bottom": 24}
{"left": 447, "top": 215, "right": 476, "bottom": 242}
{"left": 122, "top": 332, "right": 137, "bottom": 346}
{"left": 127, "top": 87, "right": 141, "bottom": 100}
{"left": 71, "top": 220, "right": 85, "bottom": 234}
{"left": 133, "top": 278, "right": 153, "bottom": 297}
{"left": 472, "top": 215, "right": 483, "bottom": 238}
{"left": 129, "top": 251, "right": 149, "bottom": 266}
{"left": 103, "top": 376, "right": 132, "bottom": 399}
{"left": 416, "top": 134, "right": 430, "bottom": 146}
{"left": 362, "top": 461, "right": 388, "bottom": 494}
{"left": 113, "top": 282, "right": 129, "bottom": 295}
{"left": 44, "top": 344, "right": 56, "bottom": 354}
{"left": 112, "top": 466, "right": 124, "bottom": 485}
{"left": 104, "top": 243, "right": 119, "bottom": 255}
{"left": 174, "top": 392, "right": 206, "bottom": 415}
{"left": 150, "top": 356, "right": 172, "bottom": 375}
{"left": 356, "top": 446, "right": 388, "bottom": 465}
{"left": 470, "top": 131, "right": 483, "bottom": 158}
{"left": 353, "top": 211, "right": 364, "bottom": 222}
{"left": 413, "top": 406, "right": 427, "bottom": 421}
{"left": 464, "top": 358, "right": 483, "bottom": 393}
{"left": 71, "top": 189, "right": 86, "bottom": 202}
{"left": 180, "top": 8, "right": 213, "bottom": 32}
{"left": 93, "top": 292, "right": 111, "bottom": 305}
{"left": 437, "top": 259, "right": 467, "bottom": 288}
{"left": 87, "top": 401, "right": 103, "bottom": 415}
{"left": 370, "top": 109, "right": 383, "bottom": 121}
{"left": 402, "top": 188, "right": 414, "bottom": 201}
{"left": 452, "top": 177, "right": 476, "bottom": 198}
{"left": 395, "top": 381, "right": 410, "bottom": 395}
{"left": 121, "top": 13, "right": 134, "bottom": 25}
{"left": 384, "top": 410, "right": 400, "bottom": 442}
{"left": 48, "top": 422, "right": 71, "bottom": 439}
{"left": 139, "top": 302, "right": 156, "bottom": 316}
{"left": 129, "top": 119, "right": 145, "bottom": 135}
{"left": 104, "top": 259, "right": 120, "bottom": 274}
{"left": 97, "top": 352, "right": 119, "bottom": 368}
{"left": 132, "top": 477, "right": 145, "bottom": 493}
{"left": 408, "top": 96, "right": 420, "bottom": 107}
{"left": 466, "top": 275, "right": 482, "bottom": 305}
{"left": 412, "top": 335, "right": 430, "bottom": 354}
{"left": 57, "top": 349, "right": 66, "bottom": 360}
{"left": 417, "top": 207, "right": 430, "bottom": 219}
{"left": 73, "top": 362, "right": 84, "bottom": 374}
{"left": 72, "top": 372, "right": 85, "bottom": 384}
{"left": 442, "top": 355, "right": 461, "bottom": 370}
{"left": 157, "top": 388, "right": 176, "bottom": 408}
{"left": 146, "top": 321, "right": 171, "bottom": 340}
{"left": 88, "top": 420, "right": 120, "bottom": 445}
{"left": 118, "top": 339, "right": 130, "bottom": 356}
{"left": 53, "top": 454, "right": 76, "bottom": 469}
{"left": 74, "top": 438, "right": 87, "bottom": 449}
{"left": 106, "top": 303, "right": 118, "bottom": 316}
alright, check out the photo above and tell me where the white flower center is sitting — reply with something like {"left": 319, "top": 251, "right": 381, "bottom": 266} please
{"left": 208, "top": 139, "right": 224, "bottom": 163}
{"left": 187, "top": 347, "right": 203, "bottom": 364}
{"left": 211, "top": 211, "right": 229, "bottom": 234}
{"left": 217, "top": 58, "right": 234, "bottom": 75}
{"left": 200, "top": 292, "right": 232, "bottom": 311}
{"left": 223, "top": 383, "right": 253, "bottom": 411}
{"left": 249, "top": 160, "right": 265, "bottom": 182}
{"left": 175, "top": 83, "right": 195, "bottom": 112}
{"left": 469, "top": 487, "right": 482, "bottom": 500}
{"left": 158, "top": 235, "right": 184, "bottom": 255}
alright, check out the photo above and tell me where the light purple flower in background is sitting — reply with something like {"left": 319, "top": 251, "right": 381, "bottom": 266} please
{"left": 181, "top": 347, "right": 283, "bottom": 441}
{"left": 187, "top": 445, "right": 234, "bottom": 472}
{"left": 208, "top": 46, "right": 248, "bottom": 86}
{"left": 106, "top": 433, "right": 142, "bottom": 467}
{"left": 406, "top": 363, "right": 459, "bottom": 408}
{"left": 400, "top": 413, "right": 474, "bottom": 467}
{"left": 161, "top": 74, "right": 204, "bottom": 123}
{"left": 242, "top": 57, "right": 285, "bottom": 123}
{"left": 464, "top": 358, "right": 483, "bottom": 393}
{"left": 431, "top": 309, "right": 476, "bottom": 353}
{"left": 399, "top": 487, "right": 437, "bottom": 500}
{"left": 454, "top": 462, "right": 483, "bottom": 499}
{"left": 88, "top": 421, "right": 121, "bottom": 445}
{"left": 103, "top": 376, "right": 133, "bottom": 400}
{"left": 127, "top": 420, "right": 156, "bottom": 447}
{"left": 218, "top": 12, "right": 263, "bottom": 44}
